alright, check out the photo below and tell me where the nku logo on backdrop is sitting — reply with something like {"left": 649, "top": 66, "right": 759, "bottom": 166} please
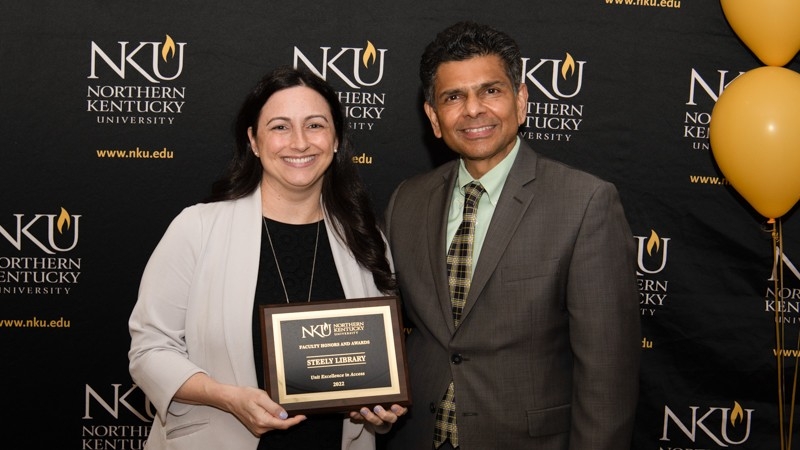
{"left": 83, "top": 383, "right": 152, "bottom": 447}
{"left": 661, "top": 401, "right": 753, "bottom": 448}
{"left": 636, "top": 229, "right": 670, "bottom": 317}
{"left": 520, "top": 52, "right": 586, "bottom": 144}
{"left": 684, "top": 68, "right": 745, "bottom": 151}
{"left": 87, "top": 34, "right": 187, "bottom": 126}
{"left": 766, "top": 248, "right": 800, "bottom": 322}
{"left": 293, "top": 40, "right": 385, "bottom": 89}
{"left": 293, "top": 40, "right": 387, "bottom": 135}
{"left": 89, "top": 34, "right": 185, "bottom": 82}
{"left": 0, "top": 208, "right": 82, "bottom": 295}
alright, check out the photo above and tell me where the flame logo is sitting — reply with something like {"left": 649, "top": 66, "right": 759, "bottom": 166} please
{"left": 322, "top": 323, "right": 331, "bottom": 335}
{"left": 362, "top": 41, "right": 377, "bottom": 68}
{"left": 561, "top": 53, "right": 576, "bottom": 79}
{"left": 161, "top": 35, "right": 176, "bottom": 62}
{"left": 646, "top": 230, "right": 660, "bottom": 256}
{"left": 731, "top": 401, "right": 744, "bottom": 426}
{"left": 57, "top": 207, "right": 71, "bottom": 234}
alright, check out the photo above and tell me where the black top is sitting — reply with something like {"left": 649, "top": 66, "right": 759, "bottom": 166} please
{"left": 253, "top": 218, "right": 346, "bottom": 450}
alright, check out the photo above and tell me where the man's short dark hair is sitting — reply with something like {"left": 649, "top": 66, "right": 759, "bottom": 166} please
{"left": 419, "top": 21, "right": 522, "bottom": 105}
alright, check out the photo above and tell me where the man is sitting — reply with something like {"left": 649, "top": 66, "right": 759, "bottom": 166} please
{"left": 383, "top": 21, "right": 640, "bottom": 449}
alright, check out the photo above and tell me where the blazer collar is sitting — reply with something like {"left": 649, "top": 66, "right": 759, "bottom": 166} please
{"left": 224, "top": 188, "right": 263, "bottom": 387}
{"left": 426, "top": 163, "right": 461, "bottom": 333}
{"left": 459, "top": 141, "right": 539, "bottom": 327}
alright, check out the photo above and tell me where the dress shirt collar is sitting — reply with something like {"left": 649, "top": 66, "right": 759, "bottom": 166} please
{"left": 455, "top": 137, "right": 521, "bottom": 206}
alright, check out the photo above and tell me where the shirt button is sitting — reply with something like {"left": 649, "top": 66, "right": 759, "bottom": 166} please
{"left": 429, "top": 402, "right": 437, "bottom": 413}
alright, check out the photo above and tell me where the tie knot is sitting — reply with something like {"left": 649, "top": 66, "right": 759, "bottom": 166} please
{"left": 463, "top": 181, "right": 484, "bottom": 206}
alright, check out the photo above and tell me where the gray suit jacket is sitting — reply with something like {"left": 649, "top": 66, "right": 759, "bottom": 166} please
{"left": 384, "top": 141, "right": 640, "bottom": 449}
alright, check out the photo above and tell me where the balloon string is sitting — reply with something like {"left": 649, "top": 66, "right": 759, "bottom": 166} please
{"left": 773, "top": 219, "right": 786, "bottom": 450}
{"left": 791, "top": 328, "right": 799, "bottom": 450}
{"left": 782, "top": 218, "right": 799, "bottom": 450}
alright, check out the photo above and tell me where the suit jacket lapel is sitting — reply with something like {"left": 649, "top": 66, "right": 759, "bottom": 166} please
{"left": 428, "top": 166, "right": 459, "bottom": 334}
{"left": 224, "top": 189, "right": 262, "bottom": 387}
{"left": 459, "top": 142, "right": 538, "bottom": 324}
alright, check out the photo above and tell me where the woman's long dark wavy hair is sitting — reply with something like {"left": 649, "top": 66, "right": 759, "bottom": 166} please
{"left": 205, "top": 66, "right": 396, "bottom": 294}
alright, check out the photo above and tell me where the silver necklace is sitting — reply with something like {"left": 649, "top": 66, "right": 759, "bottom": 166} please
{"left": 262, "top": 217, "right": 320, "bottom": 303}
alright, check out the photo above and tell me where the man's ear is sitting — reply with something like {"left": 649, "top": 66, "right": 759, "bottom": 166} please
{"left": 516, "top": 83, "right": 529, "bottom": 126}
{"left": 423, "top": 102, "right": 443, "bottom": 138}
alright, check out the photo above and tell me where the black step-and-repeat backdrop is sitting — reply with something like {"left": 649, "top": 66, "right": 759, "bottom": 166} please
{"left": 3, "top": 1, "right": 800, "bottom": 448}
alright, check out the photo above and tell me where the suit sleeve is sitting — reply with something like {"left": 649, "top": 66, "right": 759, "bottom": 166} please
{"left": 128, "top": 207, "right": 208, "bottom": 423}
{"left": 566, "top": 182, "right": 641, "bottom": 450}
{"left": 383, "top": 179, "right": 405, "bottom": 240}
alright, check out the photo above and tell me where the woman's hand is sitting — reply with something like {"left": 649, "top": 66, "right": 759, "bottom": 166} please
{"left": 227, "top": 385, "right": 307, "bottom": 436}
{"left": 174, "top": 373, "right": 306, "bottom": 436}
{"left": 349, "top": 404, "right": 407, "bottom": 434}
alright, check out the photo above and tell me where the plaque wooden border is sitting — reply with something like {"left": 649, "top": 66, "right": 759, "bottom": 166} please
{"left": 259, "top": 296, "right": 411, "bottom": 414}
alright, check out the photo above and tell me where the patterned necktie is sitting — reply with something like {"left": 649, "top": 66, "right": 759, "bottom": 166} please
{"left": 434, "top": 181, "right": 484, "bottom": 449}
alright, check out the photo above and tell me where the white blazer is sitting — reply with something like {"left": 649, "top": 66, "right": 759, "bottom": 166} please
{"left": 129, "top": 188, "right": 391, "bottom": 450}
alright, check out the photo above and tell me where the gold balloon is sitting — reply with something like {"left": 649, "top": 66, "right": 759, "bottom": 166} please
{"left": 709, "top": 66, "right": 800, "bottom": 219}
{"left": 720, "top": 0, "right": 800, "bottom": 66}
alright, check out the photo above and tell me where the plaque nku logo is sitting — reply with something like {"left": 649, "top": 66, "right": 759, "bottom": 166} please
{"left": 89, "top": 34, "right": 185, "bottom": 83}
{"left": 294, "top": 40, "right": 386, "bottom": 89}
{"left": 302, "top": 322, "right": 332, "bottom": 339}
{"left": 521, "top": 52, "right": 585, "bottom": 101}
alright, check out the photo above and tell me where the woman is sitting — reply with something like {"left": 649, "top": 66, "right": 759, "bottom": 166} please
{"left": 128, "top": 66, "right": 405, "bottom": 450}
